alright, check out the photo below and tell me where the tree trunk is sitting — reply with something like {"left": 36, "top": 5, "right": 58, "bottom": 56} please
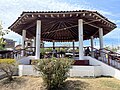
{"left": 8, "top": 75, "right": 13, "bottom": 81}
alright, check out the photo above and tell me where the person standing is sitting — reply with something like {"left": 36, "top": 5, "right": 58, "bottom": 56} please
{"left": 85, "top": 47, "right": 90, "bottom": 56}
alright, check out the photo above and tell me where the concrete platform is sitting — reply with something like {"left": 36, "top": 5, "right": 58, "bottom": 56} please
{"left": 18, "top": 65, "right": 101, "bottom": 77}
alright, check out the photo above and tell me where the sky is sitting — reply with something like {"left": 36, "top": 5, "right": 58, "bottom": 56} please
{"left": 0, "top": 0, "right": 120, "bottom": 47}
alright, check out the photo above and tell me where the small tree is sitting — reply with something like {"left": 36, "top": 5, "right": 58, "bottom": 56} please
{"left": 0, "top": 59, "right": 17, "bottom": 81}
{"left": 35, "top": 58, "right": 73, "bottom": 90}
{"left": 0, "top": 38, "right": 6, "bottom": 50}
{"left": 0, "top": 20, "right": 10, "bottom": 50}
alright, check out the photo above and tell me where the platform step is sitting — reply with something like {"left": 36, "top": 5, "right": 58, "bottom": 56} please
{"left": 73, "top": 60, "right": 89, "bottom": 65}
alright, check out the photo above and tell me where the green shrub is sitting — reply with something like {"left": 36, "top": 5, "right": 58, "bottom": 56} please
{"left": 35, "top": 58, "right": 73, "bottom": 90}
{"left": 30, "top": 60, "right": 38, "bottom": 65}
{"left": 0, "top": 59, "right": 17, "bottom": 81}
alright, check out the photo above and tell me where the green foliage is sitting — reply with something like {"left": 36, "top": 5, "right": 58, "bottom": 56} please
{"left": 60, "top": 48, "right": 66, "bottom": 52}
{"left": 111, "top": 48, "right": 118, "bottom": 52}
{"left": 0, "top": 38, "right": 6, "bottom": 50}
{"left": 40, "top": 48, "right": 45, "bottom": 55}
{"left": 0, "top": 59, "right": 17, "bottom": 81}
{"left": 105, "top": 46, "right": 118, "bottom": 52}
{"left": 0, "top": 21, "right": 10, "bottom": 36}
{"left": 0, "top": 45, "right": 5, "bottom": 50}
{"left": 45, "top": 48, "right": 52, "bottom": 52}
{"left": 30, "top": 60, "right": 38, "bottom": 65}
{"left": 35, "top": 58, "right": 73, "bottom": 90}
{"left": 0, "top": 59, "right": 16, "bottom": 64}
{"left": 105, "top": 46, "right": 110, "bottom": 50}
{"left": 0, "top": 21, "right": 10, "bottom": 50}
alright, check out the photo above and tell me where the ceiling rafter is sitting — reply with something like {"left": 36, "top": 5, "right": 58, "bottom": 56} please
{"left": 62, "top": 21, "right": 74, "bottom": 39}
{"left": 9, "top": 10, "right": 116, "bottom": 41}
{"left": 44, "top": 22, "right": 60, "bottom": 38}
{"left": 54, "top": 22, "right": 62, "bottom": 39}
{"left": 64, "top": 21, "right": 78, "bottom": 36}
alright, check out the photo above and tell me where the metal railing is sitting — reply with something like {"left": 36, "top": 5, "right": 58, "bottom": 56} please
{"left": 2, "top": 46, "right": 120, "bottom": 70}
{"left": 86, "top": 46, "right": 120, "bottom": 70}
{"left": 13, "top": 47, "right": 35, "bottom": 59}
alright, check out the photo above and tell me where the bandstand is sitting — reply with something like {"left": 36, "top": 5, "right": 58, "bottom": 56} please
{"left": 8, "top": 10, "right": 116, "bottom": 60}
{"left": 9, "top": 10, "right": 120, "bottom": 79}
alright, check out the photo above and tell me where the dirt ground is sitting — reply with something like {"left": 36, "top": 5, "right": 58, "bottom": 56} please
{"left": 0, "top": 76, "right": 120, "bottom": 90}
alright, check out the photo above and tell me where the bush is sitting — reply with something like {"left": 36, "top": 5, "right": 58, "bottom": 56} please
{"left": 30, "top": 60, "right": 38, "bottom": 65}
{"left": 0, "top": 59, "right": 17, "bottom": 81}
{"left": 35, "top": 58, "right": 73, "bottom": 90}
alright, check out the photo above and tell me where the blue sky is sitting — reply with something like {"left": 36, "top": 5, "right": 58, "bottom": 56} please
{"left": 0, "top": 0, "right": 120, "bottom": 47}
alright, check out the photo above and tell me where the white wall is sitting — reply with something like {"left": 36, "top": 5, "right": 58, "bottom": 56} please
{"left": 94, "top": 66, "right": 102, "bottom": 76}
{"left": 84, "top": 56, "right": 120, "bottom": 80}
{"left": 18, "top": 56, "right": 120, "bottom": 80}
{"left": 17, "top": 56, "right": 36, "bottom": 65}
{"left": 19, "top": 65, "right": 101, "bottom": 77}
{"left": 19, "top": 65, "right": 40, "bottom": 76}
{"left": 69, "top": 66, "right": 101, "bottom": 77}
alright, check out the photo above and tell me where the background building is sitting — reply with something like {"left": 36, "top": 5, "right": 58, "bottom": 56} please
{"left": 3, "top": 38, "right": 15, "bottom": 50}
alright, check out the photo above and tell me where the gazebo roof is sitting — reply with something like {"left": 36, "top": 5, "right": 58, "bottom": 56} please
{"left": 8, "top": 10, "right": 116, "bottom": 42}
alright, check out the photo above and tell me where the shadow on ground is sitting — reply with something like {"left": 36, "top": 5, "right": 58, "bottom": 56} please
{"left": 40, "top": 80, "right": 90, "bottom": 90}
{"left": 0, "top": 77, "right": 27, "bottom": 90}
{"left": 64, "top": 80, "right": 90, "bottom": 90}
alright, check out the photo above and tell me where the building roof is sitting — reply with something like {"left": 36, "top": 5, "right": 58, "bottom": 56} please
{"left": 15, "top": 44, "right": 22, "bottom": 50}
{"left": 8, "top": 10, "right": 116, "bottom": 42}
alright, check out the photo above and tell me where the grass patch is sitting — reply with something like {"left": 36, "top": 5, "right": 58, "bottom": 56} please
{"left": 0, "top": 76, "right": 120, "bottom": 90}
{"left": 65, "top": 80, "right": 90, "bottom": 90}
{"left": 100, "top": 79, "right": 120, "bottom": 90}
{"left": 0, "top": 77, "right": 27, "bottom": 90}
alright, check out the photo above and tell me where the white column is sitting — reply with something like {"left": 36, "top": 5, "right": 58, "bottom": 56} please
{"left": 35, "top": 20, "right": 41, "bottom": 59}
{"left": 99, "top": 28, "right": 103, "bottom": 49}
{"left": 29, "top": 39, "right": 32, "bottom": 51}
{"left": 99, "top": 28, "right": 104, "bottom": 58}
{"left": 21, "top": 30, "right": 26, "bottom": 56}
{"left": 91, "top": 36, "right": 94, "bottom": 57}
{"left": 73, "top": 40, "right": 75, "bottom": 59}
{"left": 32, "top": 37, "right": 36, "bottom": 52}
{"left": 78, "top": 19, "right": 84, "bottom": 60}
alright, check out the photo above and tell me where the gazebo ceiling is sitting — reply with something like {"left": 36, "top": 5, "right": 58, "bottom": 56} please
{"left": 8, "top": 10, "right": 116, "bottom": 42}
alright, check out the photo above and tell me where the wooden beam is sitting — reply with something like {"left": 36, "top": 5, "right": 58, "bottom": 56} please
{"left": 76, "top": 14, "right": 79, "bottom": 17}
{"left": 70, "top": 14, "right": 72, "bottom": 17}
{"left": 23, "top": 22, "right": 36, "bottom": 30}
{"left": 93, "top": 13, "right": 114, "bottom": 27}
{"left": 51, "top": 14, "right": 54, "bottom": 17}
{"left": 45, "top": 15, "right": 48, "bottom": 17}
{"left": 82, "top": 13, "right": 86, "bottom": 16}
{"left": 63, "top": 14, "right": 65, "bottom": 17}
{"left": 57, "top": 14, "right": 59, "bottom": 17}
{"left": 84, "top": 19, "right": 101, "bottom": 25}
{"left": 31, "top": 15, "right": 34, "bottom": 17}
{"left": 38, "top": 15, "right": 41, "bottom": 17}
{"left": 83, "top": 20, "right": 100, "bottom": 29}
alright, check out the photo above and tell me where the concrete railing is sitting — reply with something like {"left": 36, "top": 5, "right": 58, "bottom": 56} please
{"left": 84, "top": 56, "right": 120, "bottom": 80}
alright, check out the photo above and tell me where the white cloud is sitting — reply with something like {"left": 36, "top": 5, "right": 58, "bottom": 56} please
{"left": 0, "top": 0, "right": 115, "bottom": 28}
{"left": 104, "top": 28, "right": 120, "bottom": 39}
{"left": 115, "top": 20, "right": 120, "bottom": 23}
{"left": 0, "top": 0, "right": 92, "bottom": 45}
{"left": 3, "top": 31, "right": 22, "bottom": 45}
{"left": 0, "top": 0, "right": 92, "bottom": 28}
{"left": 0, "top": 0, "right": 119, "bottom": 45}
